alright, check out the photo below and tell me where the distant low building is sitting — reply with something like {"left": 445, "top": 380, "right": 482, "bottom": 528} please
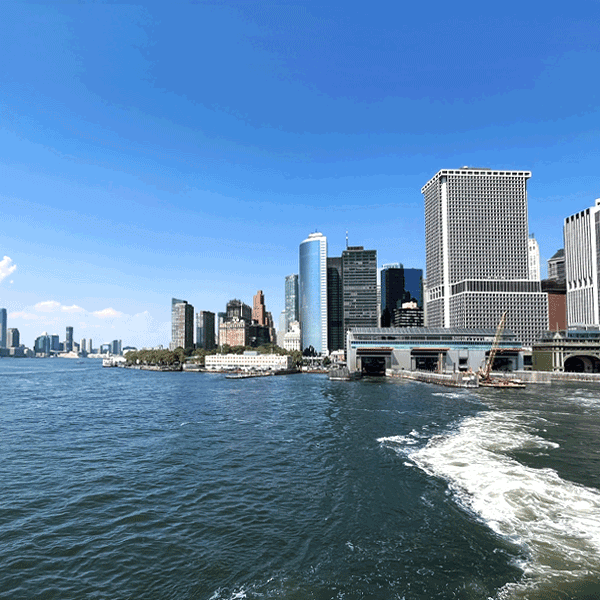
{"left": 205, "top": 352, "right": 293, "bottom": 371}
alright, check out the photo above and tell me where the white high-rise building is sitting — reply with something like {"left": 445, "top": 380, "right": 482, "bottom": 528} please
{"left": 299, "top": 232, "right": 328, "bottom": 354}
{"left": 564, "top": 199, "right": 600, "bottom": 327}
{"left": 422, "top": 167, "right": 548, "bottom": 347}
{"left": 528, "top": 234, "right": 541, "bottom": 281}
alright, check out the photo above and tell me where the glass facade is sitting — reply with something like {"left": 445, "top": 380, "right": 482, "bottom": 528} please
{"left": 0, "top": 308, "right": 6, "bottom": 349}
{"left": 284, "top": 274, "right": 299, "bottom": 333}
{"left": 381, "top": 265, "right": 423, "bottom": 326}
{"left": 327, "top": 257, "right": 343, "bottom": 352}
{"left": 299, "top": 233, "right": 327, "bottom": 354}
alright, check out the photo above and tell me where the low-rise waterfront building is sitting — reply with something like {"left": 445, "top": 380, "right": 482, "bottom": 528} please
{"left": 347, "top": 327, "right": 523, "bottom": 375}
{"left": 205, "top": 352, "right": 293, "bottom": 371}
{"left": 532, "top": 328, "right": 600, "bottom": 372}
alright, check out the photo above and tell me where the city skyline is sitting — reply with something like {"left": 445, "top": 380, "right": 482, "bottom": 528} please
{"left": 1, "top": 2, "right": 598, "bottom": 348}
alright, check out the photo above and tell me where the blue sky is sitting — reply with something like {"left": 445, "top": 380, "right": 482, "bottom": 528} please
{"left": 1, "top": 0, "right": 599, "bottom": 348}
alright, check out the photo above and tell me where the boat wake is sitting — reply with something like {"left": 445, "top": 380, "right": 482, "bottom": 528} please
{"left": 401, "top": 410, "right": 600, "bottom": 598}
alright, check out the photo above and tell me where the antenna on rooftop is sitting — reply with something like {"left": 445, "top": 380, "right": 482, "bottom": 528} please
{"left": 346, "top": 230, "right": 349, "bottom": 249}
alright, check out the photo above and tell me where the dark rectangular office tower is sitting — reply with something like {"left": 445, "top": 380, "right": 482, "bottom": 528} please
{"left": 0, "top": 308, "right": 6, "bottom": 349}
{"left": 342, "top": 247, "right": 377, "bottom": 346}
{"left": 380, "top": 264, "right": 423, "bottom": 327}
{"left": 327, "top": 257, "right": 344, "bottom": 352}
{"left": 196, "top": 310, "right": 216, "bottom": 350}
{"left": 65, "top": 326, "right": 73, "bottom": 352}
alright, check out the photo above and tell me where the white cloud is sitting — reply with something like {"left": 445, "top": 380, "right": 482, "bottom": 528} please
{"left": 0, "top": 256, "right": 17, "bottom": 284}
{"left": 62, "top": 304, "right": 85, "bottom": 313}
{"left": 9, "top": 311, "right": 38, "bottom": 320}
{"left": 93, "top": 307, "right": 123, "bottom": 319}
{"left": 35, "top": 300, "right": 61, "bottom": 312}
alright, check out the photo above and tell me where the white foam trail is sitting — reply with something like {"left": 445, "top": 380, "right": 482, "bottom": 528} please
{"left": 378, "top": 431, "right": 424, "bottom": 449}
{"left": 407, "top": 410, "right": 600, "bottom": 597}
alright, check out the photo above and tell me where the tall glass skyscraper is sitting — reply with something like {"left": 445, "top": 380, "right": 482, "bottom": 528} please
{"left": 65, "top": 326, "right": 74, "bottom": 352}
{"left": 0, "top": 308, "right": 6, "bottom": 349}
{"left": 299, "top": 232, "right": 328, "bottom": 354}
{"left": 284, "top": 274, "right": 299, "bottom": 333}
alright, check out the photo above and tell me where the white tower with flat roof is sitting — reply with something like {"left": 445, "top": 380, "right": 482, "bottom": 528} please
{"left": 422, "top": 167, "right": 548, "bottom": 347}
{"left": 564, "top": 199, "right": 600, "bottom": 327}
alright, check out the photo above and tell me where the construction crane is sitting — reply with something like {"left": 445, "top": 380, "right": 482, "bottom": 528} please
{"left": 480, "top": 311, "right": 507, "bottom": 382}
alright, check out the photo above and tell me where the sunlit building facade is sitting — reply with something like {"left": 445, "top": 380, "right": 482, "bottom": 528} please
{"left": 170, "top": 298, "right": 194, "bottom": 350}
{"left": 564, "top": 199, "right": 600, "bottom": 327}
{"left": 299, "top": 232, "right": 328, "bottom": 354}
{"left": 284, "top": 274, "right": 299, "bottom": 334}
{"left": 422, "top": 167, "right": 548, "bottom": 347}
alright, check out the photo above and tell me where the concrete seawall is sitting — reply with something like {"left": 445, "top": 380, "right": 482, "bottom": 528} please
{"left": 387, "top": 368, "right": 600, "bottom": 385}
{"left": 387, "top": 370, "right": 478, "bottom": 388}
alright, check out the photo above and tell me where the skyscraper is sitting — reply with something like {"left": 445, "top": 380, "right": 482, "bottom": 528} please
{"left": 170, "top": 298, "right": 194, "bottom": 350}
{"left": 252, "top": 290, "right": 267, "bottom": 325}
{"left": 342, "top": 246, "right": 378, "bottom": 345}
{"left": 7, "top": 328, "right": 19, "bottom": 348}
{"left": 528, "top": 234, "right": 541, "bottom": 281}
{"left": 65, "top": 326, "right": 74, "bottom": 352}
{"left": 226, "top": 299, "right": 252, "bottom": 322}
{"left": 422, "top": 167, "right": 548, "bottom": 346}
{"left": 0, "top": 308, "right": 6, "bottom": 349}
{"left": 327, "top": 257, "right": 344, "bottom": 352}
{"left": 380, "top": 264, "right": 423, "bottom": 327}
{"left": 564, "top": 199, "right": 600, "bottom": 327}
{"left": 196, "top": 310, "right": 216, "bottom": 350}
{"left": 35, "top": 333, "right": 51, "bottom": 354}
{"left": 299, "top": 232, "right": 328, "bottom": 354}
{"left": 547, "top": 249, "right": 566, "bottom": 282}
{"left": 284, "top": 274, "right": 299, "bottom": 333}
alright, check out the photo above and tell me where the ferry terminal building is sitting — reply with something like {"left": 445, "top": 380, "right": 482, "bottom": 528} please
{"left": 346, "top": 327, "right": 524, "bottom": 375}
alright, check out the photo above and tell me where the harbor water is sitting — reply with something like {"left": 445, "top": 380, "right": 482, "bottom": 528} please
{"left": 1, "top": 359, "right": 600, "bottom": 599}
